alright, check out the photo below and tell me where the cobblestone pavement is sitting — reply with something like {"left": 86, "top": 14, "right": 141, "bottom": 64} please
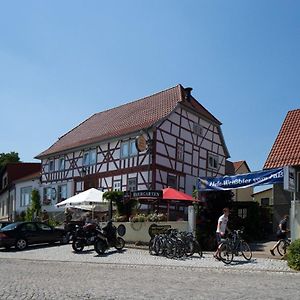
{"left": 0, "top": 245, "right": 299, "bottom": 299}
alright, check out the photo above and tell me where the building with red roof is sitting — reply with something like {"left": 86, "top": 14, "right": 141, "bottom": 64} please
{"left": 36, "top": 84, "right": 230, "bottom": 211}
{"left": 264, "top": 109, "right": 300, "bottom": 232}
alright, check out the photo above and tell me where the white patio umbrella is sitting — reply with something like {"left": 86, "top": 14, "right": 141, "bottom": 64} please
{"left": 56, "top": 188, "right": 106, "bottom": 207}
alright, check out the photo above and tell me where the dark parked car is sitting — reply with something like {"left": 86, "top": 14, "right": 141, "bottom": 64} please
{"left": 0, "top": 221, "right": 12, "bottom": 230}
{"left": 0, "top": 221, "right": 68, "bottom": 250}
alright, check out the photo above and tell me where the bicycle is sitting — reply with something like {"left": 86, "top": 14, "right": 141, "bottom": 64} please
{"left": 276, "top": 237, "right": 291, "bottom": 256}
{"left": 217, "top": 229, "right": 252, "bottom": 264}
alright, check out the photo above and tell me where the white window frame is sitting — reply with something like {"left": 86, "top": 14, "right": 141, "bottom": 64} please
{"left": 121, "top": 140, "right": 137, "bottom": 158}
{"left": 20, "top": 187, "right": 32, "bottom": 207}
{"left": 128, "top": 177, "right": 137, "bottom": 192}
{"left": 113, "top": 180, "right": 122, "bottom": 191}
{"left": 58, "top": 157, "right": 65, "bottom": 171}
{"left": 83, "top": 149, "right": 97, "bottom": 166}
{"left": 58, "top": 184, "right": 67, "bottom": 203}
{"left": 208, "top": 153, "right": 219, "bottom": 170}
{"left": 49, "top": 160, "right": 55, "bottom": 172}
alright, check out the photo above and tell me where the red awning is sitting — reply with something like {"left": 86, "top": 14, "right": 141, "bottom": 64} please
{"left": 162, "top": 187, "right": 198, "bottom": 201}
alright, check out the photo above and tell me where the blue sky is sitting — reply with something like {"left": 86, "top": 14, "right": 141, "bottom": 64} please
{"left": 0, "top": 0, "right": 299, "bottom": 174}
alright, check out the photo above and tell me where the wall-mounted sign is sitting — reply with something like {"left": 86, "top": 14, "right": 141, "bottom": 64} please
{"left": 131, "top": 190, "right": 162, "bottom": 198}
{"left": 135, "top": 135, "right": 147, "bottom": 152}
{"left": 284, "top": 166, "right": 296, "bottom": 192}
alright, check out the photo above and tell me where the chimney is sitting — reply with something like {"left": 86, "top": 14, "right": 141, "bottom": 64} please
{"left": 184, "top": 87, "right": 193, "bottom": 102}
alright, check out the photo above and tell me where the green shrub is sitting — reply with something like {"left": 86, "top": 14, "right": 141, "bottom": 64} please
{"left": 287, "top": 239, "right": 300, "bottom": 271}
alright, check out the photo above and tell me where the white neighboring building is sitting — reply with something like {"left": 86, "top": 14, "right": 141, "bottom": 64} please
{"left": 13, "top": 172, "right": 41, "bottom": 217}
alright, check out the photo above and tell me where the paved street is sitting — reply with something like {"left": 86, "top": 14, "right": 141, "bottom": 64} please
{"left": 0, "top": 244, "right": 299, "bottom": 299}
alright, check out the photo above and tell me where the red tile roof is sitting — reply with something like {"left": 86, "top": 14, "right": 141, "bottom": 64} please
{"left": 264, "top": 109, "right": 300, "bottom": 169}
{"left": 36, "top": 84, "right": 222, "bottom": 158}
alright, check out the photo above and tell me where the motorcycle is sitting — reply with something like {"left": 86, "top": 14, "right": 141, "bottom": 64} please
{"left": 94, "top": 221, "right": 125, "bottom": 255}
{"left": 72, "top": 223, "right": 101, "bottom": 252}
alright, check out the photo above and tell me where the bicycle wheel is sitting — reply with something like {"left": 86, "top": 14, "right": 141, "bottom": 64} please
{"left": 193, "top": 240, "right": 203, "bottom": 258}
{"left": 277, "top": 239, "right": 288, "bottom": 256}
{"left": 219, "top": 243, "right": 233, "bottom": 264}
{"left": 240, "top": 241, "right": 252, "bottom": 261}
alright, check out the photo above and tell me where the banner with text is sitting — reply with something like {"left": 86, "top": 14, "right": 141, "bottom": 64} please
{"left": 197, "top": 168, "right": 284, "bottom": 191}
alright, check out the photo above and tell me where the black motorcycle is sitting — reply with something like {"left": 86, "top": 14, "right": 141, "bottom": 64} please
{"left": 94, "top": 221, "right": 125, "bottom": 255}
{"left": 72, "top": 223, "right": 100, "bottom": 252}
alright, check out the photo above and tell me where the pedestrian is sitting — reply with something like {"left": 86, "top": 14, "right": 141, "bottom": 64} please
{"left": 270, "top": 214, "right": 289, "bottom": 256}
{"left": 214, "top": 207, "right": 230, "bottom": 259}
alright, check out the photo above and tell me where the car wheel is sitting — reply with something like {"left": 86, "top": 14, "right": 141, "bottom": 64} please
{"left": 15, "top": 238, "right": 27, "bottom": 251}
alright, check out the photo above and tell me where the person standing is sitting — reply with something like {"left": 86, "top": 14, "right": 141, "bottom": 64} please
{"left": 214, "top": 207, "right": 230, "bottom": 259}
{"left": 270, "top": 215, "right": 289, "bottom": 256}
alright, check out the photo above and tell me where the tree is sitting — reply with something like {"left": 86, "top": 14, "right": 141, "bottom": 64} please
{"left": 103, "top": 191, "right": 137, "bottom": 221}
{"left": 0, "top": 152, "right": 20, "bottom": 170}
{"left": 26, "top": 189, "right": 41, "bottom": 221}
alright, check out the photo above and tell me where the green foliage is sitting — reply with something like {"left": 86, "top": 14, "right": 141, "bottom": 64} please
{"left": 31, "top": 189, "right": 41, "bottom": 216}
{"left": 25, "top": 207, "right": 33, "bottom": 221}
{"left": 287, "top": 239, "right": 300, "bottom": 271}
{"left": 24, "top": 189, "right": 41, "bottom": 221}
{"left": 0, "top": 152, "right": 20, "bottom": 169}
{"left": 103, "top": 191, "right": 137, "bottom": 220}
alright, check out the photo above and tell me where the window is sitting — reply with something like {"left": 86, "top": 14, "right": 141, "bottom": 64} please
{"left": 238, "top": 208, "right": 247, "bottom": 219}
{"left": 20, "top": 187, "right": 32, "bottom": 207}
{"left": 58, "top": 185, "right": 67, "bottom": 203}
{"left": 90, "top": 149, "right": 97, "bottom": 164}
{"left": 193, "top": 123, "right": 203, "bottom": 136}
{"left": 167, "top": 174, "right": 177, "bottom": 189}
{"left": 261, "top": 198, "right": 270, "bottom": 206}
{"left": 121, "top": 140, "right": 137, "bottom": 158}
{"left": 58, "top": 157, "right": 65, "bottom": 171}
{"left": 83, "top": 152, "right": 89, "bottom": 166}
{"left": 128, "top": 178, "right": 137, "bottom": 191}
{"left": 208, "top": 153, "right": 219, "bottom": 170}
{"left": 113, "top": 180, "right": 121, "bottom": 191}
{"left": 177, "top": 144, "right": 184, "bottom": 161}
{"left": 297, "top": 172, "right": 300, "bottom": 193}
{"left": 49, "top": 160, "right": 55, "bottom": 172}
{"left": 43, "top": 187, "right": 55, "bottom": 205}
{"left": 83, "top": 149, "right": 97, "bottom": 166}
{"left": 36, "top": 223, "right": 52, "bottom": 231}
{"left": 130, "top": 140, "right": 138, "bottom": 156}
{"left": 2, "top": 175, "right": 8, "bottom": 188}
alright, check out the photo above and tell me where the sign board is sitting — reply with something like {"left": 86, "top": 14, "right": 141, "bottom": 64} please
{"left": 284, "top": 166, "right": 296, "bottom": 192}
{"left": 131, "top": 190, "right": 163, "bottom": 198}
{"left": 198, "top": 167, "right": 284, "bottom": 191}
{"left": 135, "top": 135, "right": 147, "bottom": 152}
{"left": 148, "top": 224, "right": 171, "bottom": 238}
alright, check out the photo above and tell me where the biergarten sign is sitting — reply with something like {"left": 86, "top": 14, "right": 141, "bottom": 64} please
{"left": 131, "top": 190, "right": 163, "bottom": 198}
{"left": 197, "top": 167, "right": 284, "bottom": 191}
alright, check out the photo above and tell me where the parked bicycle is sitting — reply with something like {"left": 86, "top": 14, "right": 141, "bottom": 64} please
{"left": 149, "top": 229, "right": 202, "bottom": 259}
{"left": 217, "top": 229, "right": 252, "bottom": 264}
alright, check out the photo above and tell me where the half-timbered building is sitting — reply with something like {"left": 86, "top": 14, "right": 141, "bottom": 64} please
{"left": 36, "top": 84, "right": 230, "bottom": 210}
